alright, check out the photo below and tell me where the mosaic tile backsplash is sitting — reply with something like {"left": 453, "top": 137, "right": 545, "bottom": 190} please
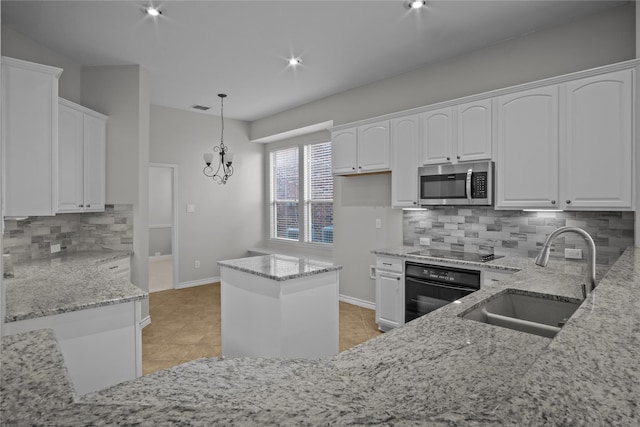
{"left": 3, "top": 204, "right": 133, "bottom": 264}
{"left": 403, "top": 208, "right": 634, "bottom": 266}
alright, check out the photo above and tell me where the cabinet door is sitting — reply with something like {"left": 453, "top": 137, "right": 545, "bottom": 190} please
{"left": 58, "top": 104, "right": 84, "bottom": 212}
{"left": 391, "top": 115, "right": 420, "bottom": 208}
{"left": 2, "top": 59, "right": 60, "bottom": 216}
{"left": 332, "top": 129, "right": 358, "bottom": 174}
{"left": 357, "top": 120, "right": 390, "bottom": 172}
{"left": 564, "top": 69, "right": 633, "bottom": 210}
{"left": 376, "top": 272, "right": 403, "bottom": 330}
{"left": 421, "top": 107, "right": 453, "bottom": 165}
{"left": 456, "top": 99, "right": 492, "bottom": 162}
{"left": 83, "top": 114, "right": 106, "bottom": 212}
{"left": 496, "top": 86, "right": 559, "bottom": 209}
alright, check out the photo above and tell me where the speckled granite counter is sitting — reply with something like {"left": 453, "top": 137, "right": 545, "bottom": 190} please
{"left": 3, "top": 248, "right": 639, "bottom": 425}
{"left": 4, "top": 250, "right": 147, "bottom": 322}
{"left": 218, "top": 254, "right": 342, "bottom": 281}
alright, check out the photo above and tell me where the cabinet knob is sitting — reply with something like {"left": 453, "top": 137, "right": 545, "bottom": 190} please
{"left": 566, "top": 200, "right": 571, "bottom": 204}
{"left": 352, "top": 167, "right": 356, "bottom": 170}
{"left": 413, "top": 201, "right": 417, "bottom": 205}
{"left": 79, "top": 204, "right": 84, "bottom": 208}
{"left": 87, "top": 204, "right": 91, "bottom": 208}
{"left": 358, "top": 166, "right": 362, "bottom": 169}
{"left": 446, "top": 157, "right": 450, "bottom": 161}
{"left": 396, "top": 277, "right": 400, "bottom": 281}
{"left": 456, "top": 156, "right": 460, "bottom": 160}
{"left": 551, "top": 200, "right": 556, "bottom": 205}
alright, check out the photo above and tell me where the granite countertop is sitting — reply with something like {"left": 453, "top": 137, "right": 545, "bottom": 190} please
{"left": 4, "top": 250, "right": 147, "bottom": 322}
{"left": 218, "top": 254, "right": 342, "bottom": 281}
{"left": 374, "top": 245, "right": 612, "bottom": 281}
{"left": 2, "top": 247, "right": 639, "bottom": 425}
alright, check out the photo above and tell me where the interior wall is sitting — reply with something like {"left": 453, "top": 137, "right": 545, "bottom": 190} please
{"left": 250, "top": 3, "right": 634, "bottom": 140}
{"left": 334, "top": 174, "right": 403, "bottom": 303}
{"left": 636, "top": 0, "right": 640, "bottom": 249}
{"left": 1, "top": 26, "right": 82, "bottom": 104}
{"left": 81, "top": 65, "right": 150, "bottom": 318}
{"left": 149, "top": 105, "right": 264, "bottom": 285}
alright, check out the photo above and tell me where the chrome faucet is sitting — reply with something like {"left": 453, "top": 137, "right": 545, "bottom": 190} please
{"left": 535, "top": 226, "right": 596, "bottom": 298}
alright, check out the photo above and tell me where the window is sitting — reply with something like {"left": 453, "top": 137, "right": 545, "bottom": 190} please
{"left": 270, "top": 142, "right": 333, "bottom": 244}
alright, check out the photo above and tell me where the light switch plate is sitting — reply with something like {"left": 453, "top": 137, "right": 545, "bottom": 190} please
{"left": 187, "top": 204, "right": 196, "bottom": 213}
{"left": 50, "top": 244, "right": 61, "bottom": 253}
{"left": 375, "top": 219, "right": 381, "bottom": 229}
{"left": 419, "top": 237, "right": 431, "bottom": 246}
{"left": 564, "top": 248, "right": 583, "bottom": 260}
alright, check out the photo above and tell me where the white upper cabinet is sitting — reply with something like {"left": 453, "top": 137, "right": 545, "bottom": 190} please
{"left": 332, "top": 120, "right": 390, "bottom": 175}
{"left": 563, "top": 69, "right": 633, "bottom": 210}
{"left": 331, "top": 128, "right": 358, "bottom": 174}
{"left": 456, "top": 99, "right": 492, "bottom": 162}
{"left": 391, "top": 114, "right": 420, "bottom": 208}
{"left": 357, "top": 121, "right": 390, "bottom": 172}
{"left": 496, "top": 85, "right": 559, "bottom": 209}
{"left": 420, "top": 100, "right": 492, "bottom": 166}
{"left": 58, "top": 99, "right": 107, "bottom": 213}
{"left": 2, "top": 57, "right": 62, "bottom": 217}
{"left": 421, "top": 107, "right": 453, "bottom": 165}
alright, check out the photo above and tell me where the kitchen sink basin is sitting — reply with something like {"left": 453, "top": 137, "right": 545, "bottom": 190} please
{"left": 460, "top": 289, "right": 582, "bottom": 338}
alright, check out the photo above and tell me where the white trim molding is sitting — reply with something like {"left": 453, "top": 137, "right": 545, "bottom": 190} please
{"left": 139, "top": 315, "right": 151, "bottom": 329}
{"left": 339, "top": 294, "right": 375, "bottom": 311}
{"left": 177, "top": 277, "right": 220, "bottom": 289}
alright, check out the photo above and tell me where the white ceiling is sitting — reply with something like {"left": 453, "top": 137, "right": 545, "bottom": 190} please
{"left": 1, "top": 0, "right": 626, "bottom": 121}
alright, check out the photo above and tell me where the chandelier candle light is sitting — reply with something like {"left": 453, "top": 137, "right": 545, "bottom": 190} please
{"left": 203, "top": 93, "right": 234, "bottom": 184}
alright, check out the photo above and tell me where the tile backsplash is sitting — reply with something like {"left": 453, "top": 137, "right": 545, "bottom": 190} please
{"left": 3, "top": 204, "right": 133, "bottom": 264}
{"left": 403, "top": 208, "right": 634, "bottom": 266}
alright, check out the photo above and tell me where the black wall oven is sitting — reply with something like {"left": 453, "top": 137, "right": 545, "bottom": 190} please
{"left": 405, "top": 262, "right": 481, "bottom": 322}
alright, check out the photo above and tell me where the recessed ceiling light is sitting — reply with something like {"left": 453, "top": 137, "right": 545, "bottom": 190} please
{"left": 406, "top": 0, "right": 426, "bottom": 9}
{"left": 288, "top": 57, "right": 302, "bottom": 67}
{"left": 145, "top": 6, "right": 162, "bottom": 17}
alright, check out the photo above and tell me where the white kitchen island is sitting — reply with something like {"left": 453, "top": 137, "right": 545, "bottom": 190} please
{"left": 218, "top": 254, "right": 341, "bottom": 359}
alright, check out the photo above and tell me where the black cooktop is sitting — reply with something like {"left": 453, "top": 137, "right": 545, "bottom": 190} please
{"left": 407, "top": 249, "right": 503, "bottom": 263}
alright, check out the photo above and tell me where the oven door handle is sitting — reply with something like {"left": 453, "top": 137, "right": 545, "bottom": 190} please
{"left": 407, "top": 278, "right": 477, "bottom": 294}
{"left": 466, "top": 168, "right": 473, "bottom": 204}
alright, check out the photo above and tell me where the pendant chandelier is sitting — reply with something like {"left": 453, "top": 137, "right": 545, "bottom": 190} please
{"left": 203, "top": 94, "right": 234, "bottom": 184}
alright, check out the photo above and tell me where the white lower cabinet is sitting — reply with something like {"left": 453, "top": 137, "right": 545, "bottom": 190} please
{"left": 375, "top": 257, "right": 404, "bottom": 331}
{"left": 4, "top": 300, "right": 142, "bottom": 395}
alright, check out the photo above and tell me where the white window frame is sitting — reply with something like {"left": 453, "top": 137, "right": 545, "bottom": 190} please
{"left": 269, "top": 141, "right": 333, "bottom": 247}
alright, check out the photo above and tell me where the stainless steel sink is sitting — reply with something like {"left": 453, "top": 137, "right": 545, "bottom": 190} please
{"left": 460, "top": 289, "right": 581, "bottom": 338}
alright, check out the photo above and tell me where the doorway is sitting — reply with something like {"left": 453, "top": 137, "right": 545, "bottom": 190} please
{"left": 148, "top": 164, "right": 178, "bottom": 292}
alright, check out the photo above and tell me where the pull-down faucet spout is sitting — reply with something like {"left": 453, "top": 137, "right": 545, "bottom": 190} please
{"left": 535, "top": 226, "right": 596, "bottom": 296}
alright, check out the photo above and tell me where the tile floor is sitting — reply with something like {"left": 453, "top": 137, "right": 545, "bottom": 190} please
{"left": 142, "top": 283, "right": 383, "bottom": 375}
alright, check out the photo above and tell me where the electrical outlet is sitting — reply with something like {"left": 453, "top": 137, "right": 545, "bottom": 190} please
{"left": 187, "top": 204, "right": 196, "bottom": 213}
{"left": 50, "top": 244, "right": 61, "bottom": 254}
{"left": 419, "top": 237, "right": 431, "bottom": 246}
{"left": 375, "top": 219, "right": 381, "bottom": 229}
{"left": 194, "top": 260, "right": 200, "bottom": 268}
{"left": 564, "top": 248, "right": 583, "bottom": 260}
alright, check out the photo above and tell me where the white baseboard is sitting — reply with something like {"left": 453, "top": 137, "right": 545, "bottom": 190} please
{"left": 150, "top": 255, "right": 172, "bottom": 262}
{"left": 339, "top": 294, "right": 376, "bottom": 310}
{"left": 176, "top": 276, "right": 220, "bottom": 289}
{"left": 139, "top": 315, "right": 151, "bottom": 329}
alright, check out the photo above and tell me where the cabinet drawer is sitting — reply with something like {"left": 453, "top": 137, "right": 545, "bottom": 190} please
{"left": 376, "top": 257, "right": 403, "bottom": 273}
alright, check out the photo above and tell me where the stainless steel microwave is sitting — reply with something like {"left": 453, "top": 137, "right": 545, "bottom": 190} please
{"left": 419, "top": 161, "right": 493, "bottom": 206}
